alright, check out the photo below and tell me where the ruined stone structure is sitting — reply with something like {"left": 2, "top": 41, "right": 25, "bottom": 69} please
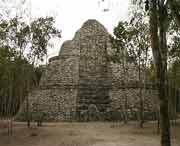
{"left": 17, "top": 20, "right": 158, "bottom": 121}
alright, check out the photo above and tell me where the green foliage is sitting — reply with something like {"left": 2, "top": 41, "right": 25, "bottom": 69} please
{"left": 0, "top": 16, "right": 61, "bottom": 63}
{"left": 29, "top": 17, "right": 61, "bottom": 62}
{"left": 0, "top": 16, "right": 60, "bottom": 117}
{"left": 0, "top": 48, "right": 34, "bottom": 117}
{"left": 111, "top": 10, "right": 151, "bottom": 69}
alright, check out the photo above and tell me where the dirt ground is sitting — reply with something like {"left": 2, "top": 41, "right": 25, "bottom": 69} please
{"left": 0, "top": 121, "right": 179, "bottom": 146}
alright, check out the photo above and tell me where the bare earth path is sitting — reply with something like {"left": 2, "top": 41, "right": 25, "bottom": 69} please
{"left": 0, "top": 121, "right": 179, "bottom": 146}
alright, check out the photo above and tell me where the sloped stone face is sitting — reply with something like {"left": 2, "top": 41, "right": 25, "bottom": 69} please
{"left": 16, "top": 19, "right": 158, "bottom": 121}
{"left": 75, "top": 20, "right": 111, "bottom": 120}
{"left": 17, "top": 37, "right": 80, "bottom": 121}
{"left": 16, "top": 19, "right": 111, "bottom": 121}
{"left": 59, "top": 40, "right": 80, "bottom": 57}
{"left": 40, "top": 39, "right": 80, "bottom": 87}
{"left": 74, "top": 19, "right": 109, "bottom": 40}
{"left": 40, "top": 56, "right": 79, "bottom": 86}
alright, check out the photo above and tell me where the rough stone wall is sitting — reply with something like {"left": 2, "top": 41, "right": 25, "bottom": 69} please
{"left": 16, "top": 19, "right": 158, "bottom": 121}
{"left": 16, "top": 38, "right": 80, "bottom": 121}
{"left": 109, "top": 61, "right": 158, "bottom": 120}
{"left": 17, "top": 88, "right": 77, "bottom": 121}
{"left": 75, "top": 20, "right": 111, "bottom": 120}
{"left": 110, "top": 88, "right": 158, "bottom": 120}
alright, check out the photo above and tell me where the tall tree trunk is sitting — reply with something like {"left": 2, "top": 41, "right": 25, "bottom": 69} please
{"left": 140, "top": 47, "right": 148, "bottom": 128}
{"left": 122, "top": 48, "right": 128, "bottom": 124}
{"left": 138, "top": 52, "right": 144, "bottom": 128}
{"left": 149, "top": 1, "right": 171, "bottom": 146}
{"left": 26, "top": 96, "right": 30, "bottom": 128}
{"left": 173, "top": 65, "right": 177, "bottom": 125}
{"left": 26, "top": 69, "right": 30, "bottom": 128}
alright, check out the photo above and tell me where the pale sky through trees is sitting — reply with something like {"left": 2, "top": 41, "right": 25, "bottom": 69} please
{"left": 30, "top": 0, "right": 130, "bottom": 58}
{"left": 1, "top": 0, "right": 130, "bottom": 58}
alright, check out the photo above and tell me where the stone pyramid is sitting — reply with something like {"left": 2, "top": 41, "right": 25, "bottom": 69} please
{"left": 17, "top": 19, "right": 157, "bottom": 122}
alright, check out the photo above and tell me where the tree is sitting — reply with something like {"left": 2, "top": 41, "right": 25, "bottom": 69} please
{"left": 102, "top": 0, "right": 180, "bottom": 145}
{"left": 128, "top": 7, "right": 151, "bottom": 127}
{"left": 0, "top": 47, "right": 34, "bottom": 134}
{"left": 111, "top": 14, "right": 151, "bottom": 126}
{"left": 148, "top": 0, "right": 170, "bottom": 146}
{"left": 131, "top": 0, "right": 180, "bottom": 145}
{"left": 133, "top": 1, "right": 180, "bottom": 145}
{"left": 110, "top": 21, "right": 130, "bottom": 123}
{"left": 0, "top": 16, "right": 61, "bottom": 129}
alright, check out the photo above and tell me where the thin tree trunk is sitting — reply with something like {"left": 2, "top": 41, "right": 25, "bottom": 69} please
{"left": 138, "top": 50, "right": 144, "bottom": 128}
{"left": 159, "top": 3, "right": 171, "bottom": 146}
{"left": 157, "top": 111, "right": 160, "bottom": 134}
{"left": 124, "top": 90, "right": 128, "bottom": 124}
{"left": 173, "top": 65, "right": 177, "bottom": 125}
{"left": 149, "top": 1, "right": 171, "bottom": 146}
{"left": 26, "top": 96, "right": 30, "bottom": 128}
{"left": 8, "top": 71, "right": 13, "bottom": 136}
{"left": 141, "top": 47, "right": 148, "bottom": 128}
{"left": 158, "top": 64, "right": 171, "bottom": 146}
{"left": 122, "top": 48, "right": 128, "bottom": 124}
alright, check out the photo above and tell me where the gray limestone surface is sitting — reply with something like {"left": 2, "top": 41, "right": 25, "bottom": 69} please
{"left": 16, "top": 19, "right": 158, "bottom": 122}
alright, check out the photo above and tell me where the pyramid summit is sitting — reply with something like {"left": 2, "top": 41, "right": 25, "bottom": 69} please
{"left": 80, "top": 19, "right": 108, "bottom": 34}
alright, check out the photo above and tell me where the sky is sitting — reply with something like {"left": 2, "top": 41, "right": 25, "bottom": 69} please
{"left": 1, "top": 0, "right": 130, "bottom": 58}
{"left": 30, "top": 0, "right": 130, "bottom": 58}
